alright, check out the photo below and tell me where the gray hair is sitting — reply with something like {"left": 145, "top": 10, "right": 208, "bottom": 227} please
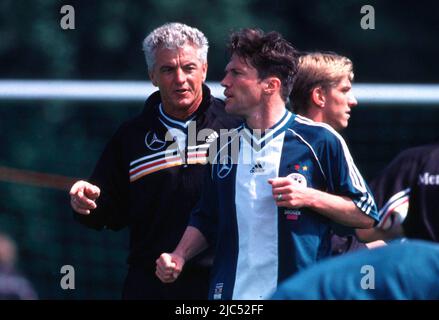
{"left": 142, "top": 22, "right": 209, "bottom": 72}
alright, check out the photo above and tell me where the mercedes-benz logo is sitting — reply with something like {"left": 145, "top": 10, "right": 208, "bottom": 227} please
{"left": 217, "top": 155, "right": 233, "bottom": 179}
{"left": 145, "top": 131, "right": 166, "bottom": 151}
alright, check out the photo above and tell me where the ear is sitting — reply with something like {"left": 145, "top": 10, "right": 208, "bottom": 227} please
{"left": 263, "top": 77, "right": 281, "bottom": 96}
{"left": 311, "top": 86, "right": 326, "bottom": 108}
{"left": 149, "top": 70, "right": 158, "bottom": 87}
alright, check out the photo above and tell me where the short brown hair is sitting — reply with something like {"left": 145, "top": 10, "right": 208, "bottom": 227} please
{"left": 227, "top": 28, "right": 300, "bottom": 101}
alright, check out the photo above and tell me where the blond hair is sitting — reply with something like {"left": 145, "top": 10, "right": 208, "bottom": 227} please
{"left": 291, "top": 52, "right": 353, "bottom": 113}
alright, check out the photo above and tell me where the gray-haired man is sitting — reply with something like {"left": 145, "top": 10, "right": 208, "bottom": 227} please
{"left": 69, "top": 22, "right": 240, "bottom": 299}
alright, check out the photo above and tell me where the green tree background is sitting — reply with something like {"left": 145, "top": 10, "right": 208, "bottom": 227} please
{"left": 0, "top": 0, "right": 438, "bottom": 299}
{"left": 1, "top": 0, "right": 438, "bottom": 82}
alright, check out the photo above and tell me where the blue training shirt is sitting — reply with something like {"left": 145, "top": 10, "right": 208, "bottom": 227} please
{"left": 189, "top": 110, "right": 379, "bottom": 300}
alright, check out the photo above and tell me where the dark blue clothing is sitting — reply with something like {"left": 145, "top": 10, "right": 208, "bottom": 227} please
{"left": 272, "top": 240, "right": 439, "bottom": 300}
{"left": 190, "top": 112, "right": 378, "bottom": 300}
{"left": 74, "top": 85, "right": 241, "bottom": 299}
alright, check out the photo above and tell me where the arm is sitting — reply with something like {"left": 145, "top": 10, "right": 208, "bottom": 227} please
{"left": 155, "top": 155, "right": 219, "bottom": 283}
{"left": 269, "top": 178, "right": 374, "bottom": 228}
{"left": 72, "top": 125, "right": 129, "bottom": 230}
{"left": 155, "top": 226, "right": 208, "bottom": 283}
{"left": 356, "top": 148, "right": 417, "bottom": 242}
{"left": 356, "top": 217, "right": 405, "bottom": 242}
{"left": 356, "top": 191, "right": 408, "bottom": 242}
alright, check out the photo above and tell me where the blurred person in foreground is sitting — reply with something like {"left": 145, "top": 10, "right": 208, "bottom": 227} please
{"left": 271, "top": 239, "right": 439, "bottom": 300}
{"left": 69, "top": 22, "right": 240, "bottom": 299}
{"left": 156, "top": 28, "right": 378, "bottom": 300}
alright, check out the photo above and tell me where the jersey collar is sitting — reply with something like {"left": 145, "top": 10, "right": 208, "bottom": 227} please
{"left": 158, "top": 104, "right": 197, "bottom": 132}
{"left": 241, "top": 110, "right": 294, "bottom": 149}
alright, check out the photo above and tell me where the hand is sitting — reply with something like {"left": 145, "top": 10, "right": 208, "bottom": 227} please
{"left": 155, "top": 253, "right": 185, "bottom": 283}
{"left": 268, "top": 177, "right": 313, "bottom": 209}
{"left": 69, "top": 180, "right": 101, "bottom": 215}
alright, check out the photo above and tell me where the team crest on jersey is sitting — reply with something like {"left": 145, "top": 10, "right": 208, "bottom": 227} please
{"left": 284, "top": 173, "right": 306, "bottom": 220}
{"left": 144, "top": 131, "right": 166, "bottom": 151}
{"left": 287, "top": 172, "right": 307, "bottom": 187}
{"left": 217, "top": 155, "right": 233, "bottom": 179}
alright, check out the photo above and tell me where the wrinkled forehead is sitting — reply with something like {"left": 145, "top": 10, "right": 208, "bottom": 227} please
{"left": 154, "top": 45, "right": 204, "bottom": 65}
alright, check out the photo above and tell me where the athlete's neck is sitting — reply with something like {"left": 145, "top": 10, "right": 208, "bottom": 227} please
{"left": 302, "top": 107, "right": 323, "bottom": 123}
{"left": 245, "top": 102, "right": 286, "bottom": 131}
